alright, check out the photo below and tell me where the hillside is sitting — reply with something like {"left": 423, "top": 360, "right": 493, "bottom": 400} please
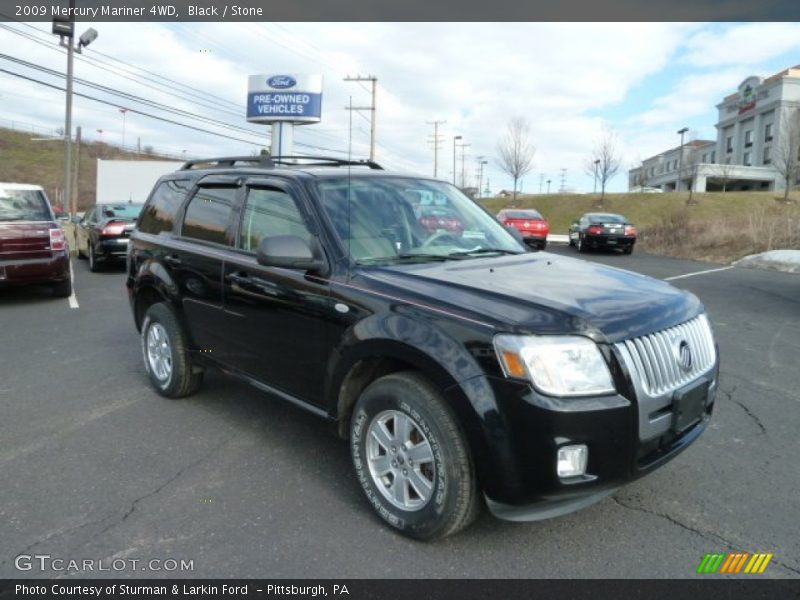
{"left": 0, "top": 126, "right": 177, "bottom": 211}
{"left": 482, "top": 191, "right": 800, "bottom": 262}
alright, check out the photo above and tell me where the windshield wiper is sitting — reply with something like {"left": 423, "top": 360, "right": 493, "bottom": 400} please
{"left": 357, "top": 252, "right": 461, "bottom": 265}
{"left": 447, "top": 248, "right": 524, "bottom": 258}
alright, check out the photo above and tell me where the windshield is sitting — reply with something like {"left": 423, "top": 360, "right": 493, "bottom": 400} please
{"left": 0, "top": 189, "right": 51, "bottom": 222}
{"left": 316, "top": 177, "right": 524, "bottom": 263}
{"left": 99, "top": 204, "right": 144, "bottom": 220}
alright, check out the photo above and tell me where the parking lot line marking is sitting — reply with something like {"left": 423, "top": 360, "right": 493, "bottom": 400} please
{"left": 68, "top": 260, "right": 79, "bottom": 309}
{"left": 664, "top": 266, "right": 735, "bottom": 281}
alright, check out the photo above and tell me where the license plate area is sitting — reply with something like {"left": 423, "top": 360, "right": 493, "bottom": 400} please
{"left": 672, "top": 380, "right": 709, "bottom": 433}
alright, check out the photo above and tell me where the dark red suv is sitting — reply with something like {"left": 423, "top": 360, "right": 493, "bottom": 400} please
{"left": 0, "top": 184, "right": 71, "bottom": 297}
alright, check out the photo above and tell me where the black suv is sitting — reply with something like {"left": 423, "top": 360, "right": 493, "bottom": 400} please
{"left": 127, "top": 156, "right": 719, "bottom": 540}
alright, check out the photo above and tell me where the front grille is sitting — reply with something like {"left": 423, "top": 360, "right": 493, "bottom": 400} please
{"left": 615, "top": 314, "right": 716, "bottom": 398}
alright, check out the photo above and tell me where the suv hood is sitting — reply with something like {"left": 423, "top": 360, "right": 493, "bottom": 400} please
{"left": 359, "top": 253, "right": 702, "bottom": 343}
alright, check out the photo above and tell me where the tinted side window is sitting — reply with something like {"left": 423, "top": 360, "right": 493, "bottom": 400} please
{"left": 181, "top": 186, "right": 237, "bottom": 245}
{"left": 138, "top": 180, "right": 189, "bottom": 235}
{"left": 237, "top": 188, "right": 312, "bottom": 252}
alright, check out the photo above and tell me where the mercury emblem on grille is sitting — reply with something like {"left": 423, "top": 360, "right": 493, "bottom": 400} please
{"left": 676, "top": 339, "right": 693, "bottom": 371}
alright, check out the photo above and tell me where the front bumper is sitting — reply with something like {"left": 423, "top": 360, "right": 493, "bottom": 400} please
{"left": 473, "top": 358, "right": 718, "bottom": 521}
{"left": 0, "top": 251, "right": 70, "bottom": 286}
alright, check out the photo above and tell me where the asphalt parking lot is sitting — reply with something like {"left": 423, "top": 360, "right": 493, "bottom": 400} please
{"left": 1, "top": 246, "right": 798, "bottom": 579}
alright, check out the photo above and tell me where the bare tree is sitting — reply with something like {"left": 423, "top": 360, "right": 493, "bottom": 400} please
{"left": 713, "top": 160, "right": 736, "bottom": 192}
{"left": 773, "top": 107, "right": 800, "bottom": 202}
{"left": 586, "top": 127, "right": 621, "bottom": 205}
{"left": 496, "top": 116, "right": 535, "bottom": 203}
{"left": 686, "top": 148, "right": 702, "bottom": 205}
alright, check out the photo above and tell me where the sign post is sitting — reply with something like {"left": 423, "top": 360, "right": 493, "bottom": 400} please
{"left": 246, "top": 74, "right": 323, "bottom": 157}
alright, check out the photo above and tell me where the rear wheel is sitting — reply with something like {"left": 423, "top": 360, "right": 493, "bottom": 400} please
{"left": 623, "top": 246, "right": 634, "bottom": 255}
{"left": 577, "top": 235, "right": 587, "bottom": 253}
{"left": 88, "top": 242, "right": 101, "bottom": 272}
{"left": 350, "top": 371, "right": 480, "bottom": 540}
{"left": 52, "top": 278, "right": 72, "bottom": 298}
{"left": 141, "top": 302, "right": 203, "bottom": 398}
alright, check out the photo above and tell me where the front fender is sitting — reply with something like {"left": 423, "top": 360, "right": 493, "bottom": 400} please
{"left": 326, "top": 311, "right": 524, "bottom": 496}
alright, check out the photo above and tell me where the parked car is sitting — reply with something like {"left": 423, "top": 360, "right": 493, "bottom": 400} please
{"left": 76, "top": 202, "right": 144, "bottom": 271}
{"left": 417, "top": 204, "right": 464, "bottom": 235}
{"left": 127, "top": 156, "right": 718, "bottom": 540}
{"left": 569, "top": 212, "right": 638, "bottom": 254}
{"left": 496, "top": 208, "right": 550, "bottom": 249}
{"left": 0, "top": 183, "right": 71, "bottom": 297}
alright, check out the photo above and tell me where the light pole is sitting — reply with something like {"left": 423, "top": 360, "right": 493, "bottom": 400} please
{"left": 119, "top": 108, "right": 128, "bottom": 148}
{"left": 676, "top": 126, "right": 688, "bottom": 192}
{"left": 593, "top": 159, "right": 600, "bottom": 194}
{"left": 452, "top": 135, "right": 462, "bottom": 185}
{"left": 477, "top": 160, "right": 488, "bottom": 200}
{"left": 53, "top": 9, "right": 97, "bottom": 216}
{"left": 546, "top": 179, "right": 551, "bottom": 194}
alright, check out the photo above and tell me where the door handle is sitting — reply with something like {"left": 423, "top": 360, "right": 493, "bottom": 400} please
{"left": 226, "top": 271, "right": 249, "bottom": 284}
{"left": 164, "top": 254, "right": 182, "bottom": 265}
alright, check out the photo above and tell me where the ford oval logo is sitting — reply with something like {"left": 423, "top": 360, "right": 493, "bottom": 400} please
{"left": 268, "top": 75, "right": 296, "bottom": 89}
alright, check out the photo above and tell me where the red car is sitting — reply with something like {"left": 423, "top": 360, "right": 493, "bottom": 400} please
{"left": 0, "top": 183, "right": 71, "bottom": 297}
{"left": 497, "top": 209, "right": 550, "bottom": 249}
{"left": 418, "top": 205, "right": 464, "bottom": 235}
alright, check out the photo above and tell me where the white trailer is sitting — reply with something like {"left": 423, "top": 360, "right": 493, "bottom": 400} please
{"left": 96, "top": 159, "right": 183, "bottom": 203}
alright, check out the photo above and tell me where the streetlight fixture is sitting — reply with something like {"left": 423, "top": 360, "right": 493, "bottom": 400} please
{"left": 546, "top": 179, "right": 552, "bottom": 194}
{"left": 53, "top": 6, "right": 98, "bottom": 216}
{"left": 676, "top": 126, "right": 689, "bottom": 192}
{"left": 593, "top": 158, "right": 600, "bottom": 194}
{"left": 452, "top": 135, "right": 462, "bottom": 185}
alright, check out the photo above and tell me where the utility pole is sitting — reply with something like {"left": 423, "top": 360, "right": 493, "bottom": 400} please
{"left": 676, "top": 126, "right": 689, "bottom": 192}
{"left": 452, "top": 135, "right": 462, "bottom": 185}
{"left": 426, "top": 120, "right": 446, "bottom": 177}
{"left": 457, "top": 142, "right": 471, "bottom": 188}
{"left": 477, "top": 158, "right": 488, "bottom": 199}
{"left": 559, "top": 168, "right": 567, "bottom": 193}
{"left": 344, "top": 75, "right": 377, "bottom": 160}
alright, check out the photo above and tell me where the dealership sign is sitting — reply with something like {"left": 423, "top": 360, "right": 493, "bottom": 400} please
{"left": 247, "top": 74, "right": 323, "bottom": 123}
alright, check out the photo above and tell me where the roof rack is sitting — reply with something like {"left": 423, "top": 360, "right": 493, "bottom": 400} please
{"left": 179, "top": 155, "right": 383, "bottom": 171}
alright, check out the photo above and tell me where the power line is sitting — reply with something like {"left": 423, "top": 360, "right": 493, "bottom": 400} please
{"left": 344, "top": 75, "right": 378, "bottom": 161}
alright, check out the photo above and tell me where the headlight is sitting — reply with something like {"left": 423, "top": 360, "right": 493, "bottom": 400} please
{"left": 494, "top": 334, "right": 616, "bottom": 397}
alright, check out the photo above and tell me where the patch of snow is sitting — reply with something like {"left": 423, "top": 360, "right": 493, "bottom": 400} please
{"left": 734, "top": 250, "right": 800, "bottom": 274}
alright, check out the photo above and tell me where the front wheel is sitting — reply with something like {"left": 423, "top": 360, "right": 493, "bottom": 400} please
{"left": 350, "top": 371, "right": 480, "bottom": 540}
{"left": 140, "top": 302, "right": 203, "bottom": 398}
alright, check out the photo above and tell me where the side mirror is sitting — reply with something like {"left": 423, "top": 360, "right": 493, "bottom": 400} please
{"left": 256, "top": 235, "right": 327, "bottom": 274}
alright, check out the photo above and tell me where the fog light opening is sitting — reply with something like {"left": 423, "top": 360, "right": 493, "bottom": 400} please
{"left": 557, "top": 444, "right": 588, "bottom": 478}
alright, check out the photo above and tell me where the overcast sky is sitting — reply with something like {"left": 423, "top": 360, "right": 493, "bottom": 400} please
{"left": 2, "top": 22, "right": 800, "bottom": 193}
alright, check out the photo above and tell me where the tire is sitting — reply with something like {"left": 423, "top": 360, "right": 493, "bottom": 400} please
{"left": 539, "top": 241, "right": 547, "bottom": 251}
{"left": 577, "top": 235, "right": 587, "bottom": 253}
{"left": 76, "top": 241, "right": 86, "bottom": 260}
{"left": 88, "top": 242, "right": 101, "bottom": 272}
{"left": 140, "top": 302, "right": 204, "bottom": 398}
{"left": 350, "top": 371, "right": 480, "bottom": 540}
{"left": 623, "top": 246, "right": 633, "bottom": 255}
{"left": 52, "top": 278, "right": 72, "bottom": 298}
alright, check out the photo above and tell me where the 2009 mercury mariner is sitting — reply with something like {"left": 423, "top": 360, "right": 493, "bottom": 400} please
{"left": 127, "top": 155, "right": 718, "bottom": 540}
